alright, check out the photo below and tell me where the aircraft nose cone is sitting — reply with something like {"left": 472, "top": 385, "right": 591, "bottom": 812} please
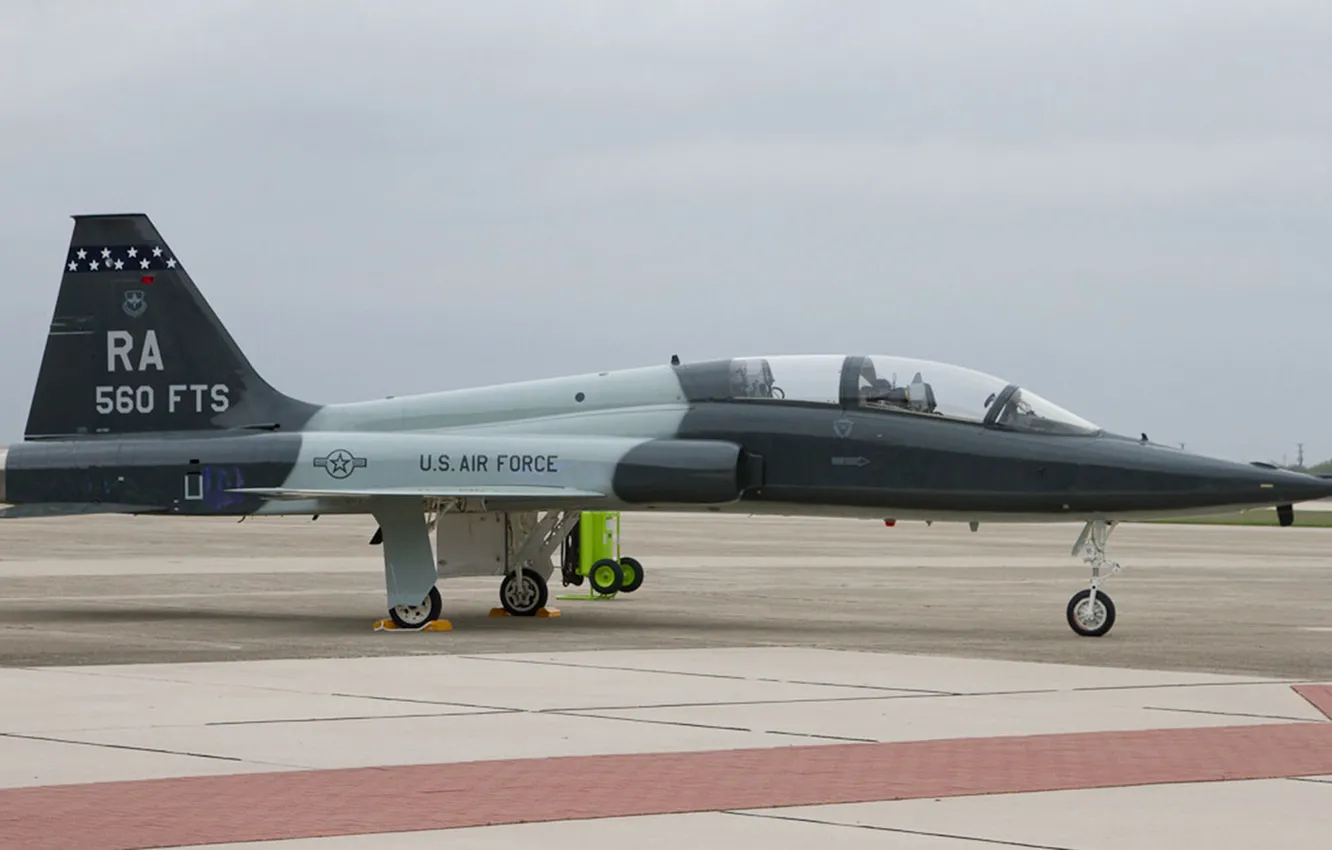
{"left": 1266, "top": 470, "right": 1332, "bottom": 505}
{"left": 1091, "top": 438, "right": 1332, "bottom": 515}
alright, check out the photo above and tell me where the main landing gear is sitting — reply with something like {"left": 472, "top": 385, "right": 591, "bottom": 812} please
{"left": 371, "top": 504, "right": 648, "bottom": 627}
{"left": 390, "top": 586, "right": 443, "bottom": 629}
{"left": 1067, "top": 519, "right": 1121, "bottom": 637}
{"left": 498, "top": 512, "right": 646, "bottom": 613}
{"left": 372, "top": 499, "right": 451, "bottom": 631}
{"left": 497, "top": 511, "right": 582, "bottom": 617}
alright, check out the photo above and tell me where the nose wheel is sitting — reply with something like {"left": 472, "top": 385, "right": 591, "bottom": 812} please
{"left": 1067, "top": 519, "right": 1122, "bottom": 637}
{"left": 1066, "top": 588, "right": 1116, "bottom": 637}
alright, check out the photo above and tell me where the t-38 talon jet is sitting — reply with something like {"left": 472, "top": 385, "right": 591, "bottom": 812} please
{"left": 3, "top": 214, "right": 1330, "bottom": 637}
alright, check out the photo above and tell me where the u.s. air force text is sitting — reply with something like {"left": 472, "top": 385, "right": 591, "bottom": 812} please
{"left": 418, "top": 454, "right": 559, "bottom": 473}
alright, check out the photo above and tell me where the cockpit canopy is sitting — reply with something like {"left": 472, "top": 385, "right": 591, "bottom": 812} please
{"left": 674, "top": 354, "right": 1100, "bottom": 436}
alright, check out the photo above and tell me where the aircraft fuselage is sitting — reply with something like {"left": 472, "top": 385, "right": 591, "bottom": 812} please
{"left": 3, "top": 362, "right": 1326, "bottom": 523}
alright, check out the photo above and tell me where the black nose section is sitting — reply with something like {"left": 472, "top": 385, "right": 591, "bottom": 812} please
{"left": 1247, "top": 463, "right": 1332, "bottom": 514}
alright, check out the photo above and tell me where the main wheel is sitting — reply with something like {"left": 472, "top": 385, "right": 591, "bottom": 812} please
{"left": 500, "top": 568, "right": 549, "bottom": 616}
{"left": 618, "top": 556, "right": 644, "bottom": 593}
{"left": 389, "top": 585, "right": 442, "bottom": 629}
{"left": 1066, "top": 588, "right": 1116, "bottom": 637}
{"left": 588, "top": 558, "right": 624, "bottom": 596}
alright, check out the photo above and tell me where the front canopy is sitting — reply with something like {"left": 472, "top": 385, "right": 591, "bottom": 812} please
{"left": 674, "top": 354, "right": 1100, "bottom": 436}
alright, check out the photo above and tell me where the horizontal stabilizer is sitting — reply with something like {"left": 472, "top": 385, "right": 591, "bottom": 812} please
{"left": 227, "top": 485, "right": 606, "bottom": 501}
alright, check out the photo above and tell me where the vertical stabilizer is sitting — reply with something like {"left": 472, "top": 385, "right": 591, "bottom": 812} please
{"left": 24, "top": 214, "right": 319, "bottom": 439}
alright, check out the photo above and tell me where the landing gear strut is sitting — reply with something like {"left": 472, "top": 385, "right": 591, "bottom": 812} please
{"left": 1067, "top": 519, "right": 1120, "bottom": 637}
{"left": 373, "top": 499, "right": 448, "bottom": 630}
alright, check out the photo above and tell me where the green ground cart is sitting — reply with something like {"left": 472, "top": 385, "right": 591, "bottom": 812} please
{"left": 558, "top": 511, "right": 644, "bottom": 598}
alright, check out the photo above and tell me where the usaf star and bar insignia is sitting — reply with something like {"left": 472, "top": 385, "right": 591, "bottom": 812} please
{"left": 65, "top": 245, "right": 180, "bottom": 273}
{"left": 314, "top": 449, "right": 369, "bottom": 480}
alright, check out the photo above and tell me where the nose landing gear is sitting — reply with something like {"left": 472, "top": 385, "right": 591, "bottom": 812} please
{"left": 1067, "top": 519, "right": 1121, "bottom": 637}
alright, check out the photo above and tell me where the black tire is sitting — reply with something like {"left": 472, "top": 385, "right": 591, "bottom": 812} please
{"left": 389, "top": 585, "right": 442, "bottom": 629}
{"left": 588, "top": 558, "right": 624, "bottom": 596}
{"left": 618, "top": 556, "right": 644, "bottom": 593}
{"left": 500, "top": 568, "right": 549, "bottom": 616}
{"left": 1066, "top": 588, "right": 1115, "bottom": 637}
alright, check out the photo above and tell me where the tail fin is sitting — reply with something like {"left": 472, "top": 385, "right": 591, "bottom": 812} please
{"left": 24, "top": 214, "right": 320, "bottom": 440}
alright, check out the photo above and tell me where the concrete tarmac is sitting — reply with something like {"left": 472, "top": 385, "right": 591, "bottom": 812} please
{"left": 1, "top": 512, "right": 1330, "bottom": 678}
{"left": 2, "top": 511, "right": 1332, "bottom": 849}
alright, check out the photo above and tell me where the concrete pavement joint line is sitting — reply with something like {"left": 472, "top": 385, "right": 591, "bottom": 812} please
{"left": 543, "top": 708, "right": 882, "bottom": 744}
{"left": 11, "top": 669, "right": 508, "bottom": 713}
{"left": 1288, "top": 777, "right": 1332, "bottom": 786}
{"left": 762, "top": 730, "right": 880, "bottom": 743}
{"left": 456, "top": 654, "right": 959, "bottom": 695}
{"left": 9, "top": 669, "right": 507, "bottom": 714}
{"left": 1142, "top": 706, "right": 1326, "bottom": 723}
{"left": 722, "top": 811, "right": 1079, "bottom": 850}
{"left": 1069, "top": 680, "right": 1299, "bottom": 692}
{"left": 204, "top": 710, "right": 520, "bottom": 727}
{"left": 927, "top": 689, "right": 1062, "bottom": 699}
{"left": 329, "top": 693, "right": 520, "bottom": 712}
{"left": 542, "top": 709, "right": 753, "bottom": 734}
{"left": 453, "top": 654, "right": 757, "bottom": 682}
{"left": 535, "top": 693, "right": 951, "bottom": 713}
{"left": 764, "top": 678, "right": 957, "bottom": 695}
{"left": 0, "top": 731, "right": 244, "bottom": 763}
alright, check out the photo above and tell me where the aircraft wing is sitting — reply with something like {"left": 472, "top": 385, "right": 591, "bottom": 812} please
{"left": 227, "top": 485, "right": 606, "bottom": 501}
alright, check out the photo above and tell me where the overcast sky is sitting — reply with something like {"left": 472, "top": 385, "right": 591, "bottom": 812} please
{"left": 1, "top": 0, "right": 1329, "bottom": 463}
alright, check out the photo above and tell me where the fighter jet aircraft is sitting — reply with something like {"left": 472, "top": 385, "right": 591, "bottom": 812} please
{"left": 3, "top": 214, "right": 1330, "bottom": 637}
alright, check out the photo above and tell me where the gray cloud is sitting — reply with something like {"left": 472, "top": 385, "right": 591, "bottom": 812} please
{"left": 1, "top": 0, "right": 1329, "bottom": 464}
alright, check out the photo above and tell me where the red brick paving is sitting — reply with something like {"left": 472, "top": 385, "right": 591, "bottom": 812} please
{"left": 3, "top": 721, "right": 1332, "bottom": 850}
{"left": 1294, "top": 684, "right": 1332, "bottom": 720}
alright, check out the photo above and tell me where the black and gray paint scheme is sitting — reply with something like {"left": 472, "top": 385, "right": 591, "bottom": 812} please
{"left": 4, "top": 214, "right": 1330, "bottom": 636}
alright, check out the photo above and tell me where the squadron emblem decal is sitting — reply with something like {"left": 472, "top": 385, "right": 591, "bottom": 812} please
{"left": 833, "top": 417, "right": 854, "bottom": 438}
{"left": 314, "top": 449, "right": 368, "bottom": 479}
{"left": 122, "top": 289, "right": 147, "bottom": 318}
